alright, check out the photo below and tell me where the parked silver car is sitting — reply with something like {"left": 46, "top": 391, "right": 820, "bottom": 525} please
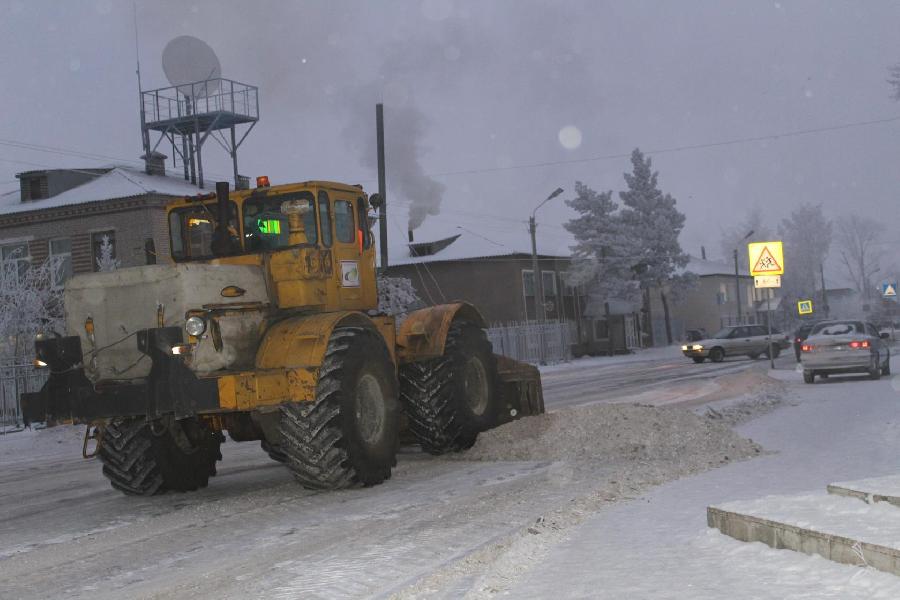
{"left": 800, "top": 320, "right": 891, "bottom": 383}
{"left": 682, "top": 325, "right": 788, "bottom": 363}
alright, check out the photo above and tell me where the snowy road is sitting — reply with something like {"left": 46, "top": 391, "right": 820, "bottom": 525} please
{"left": 0, "top": 351, "right": 805, "bottom": 599}
{"left": 542, "top": 350, "right": 794, "bottom": 408}
{"left": 510, "top": 357, "right": 900, "bottom": 599}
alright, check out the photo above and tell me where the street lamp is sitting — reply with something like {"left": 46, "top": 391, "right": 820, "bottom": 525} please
{"left": 530, "top": 187, "right": 564, "bottom": 364}
{"left": 734, "top": 229, "right": 754, "bottom": 324}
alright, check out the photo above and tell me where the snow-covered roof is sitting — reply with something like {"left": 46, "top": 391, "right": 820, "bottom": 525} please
{"left": 383, "top": 223, "right": 573, "bottom": 266}
{"left": 683, "top": 256, "right": 749, "bottom": 277}
{"left": 0, "top": 166, "right": 201, "bottom": 216}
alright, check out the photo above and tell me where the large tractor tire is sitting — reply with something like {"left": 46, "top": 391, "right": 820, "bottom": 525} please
{"left": 278, "top": 326, "right": 399, "bottom": 490}
{"left": 399, "top": 320, "right": 499, "bottom": 455}
{"left": 98, "top": 417, "right": 223, "bottom": 496}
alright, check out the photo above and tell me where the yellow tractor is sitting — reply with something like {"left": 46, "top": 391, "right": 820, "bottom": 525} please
{"left": 22, "top": 177, "right": 543, "bottom": 495}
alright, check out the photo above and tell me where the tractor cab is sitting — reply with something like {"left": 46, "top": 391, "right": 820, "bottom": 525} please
{"left": 166, "top": 179, "right": 378, "bottom": 312}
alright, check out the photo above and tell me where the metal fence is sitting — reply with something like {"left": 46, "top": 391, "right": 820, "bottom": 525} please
{"left": 0, "top": 360, "right": 46, "bottom": 432}
{"left": 487, "top": 319, "right": 577, "bottom": 364}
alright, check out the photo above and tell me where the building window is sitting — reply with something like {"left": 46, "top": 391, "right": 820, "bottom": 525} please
{"left": 716, "top": 283, "right": 728, "bottom": 305}
{"left": 523, "top": 270, "right": 558, "bottom": 299}
{"left": 49, "top": 238, "right": 73, "bottom": 288}
{"left": 542, "top": 271, "right": 557, "bottom": 299}
{"left": 23, "top": 177, "right": 46, "bottom": 200}
{"left": 522, "top": 269, "right": 535, "bottom": 296}
{"left": 1, "top": 242, "right": 30, "bottom": 283}
{"left": 92, "top": 231, "right": 119, "bottom": 272}
{"left": 144, "top": 238, "right": 157, "bottom": 265}
{"left": 594, "top": 319, "right": 609, "bottom": 340}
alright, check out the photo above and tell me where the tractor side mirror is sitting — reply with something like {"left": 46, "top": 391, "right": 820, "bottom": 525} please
{"left": 369, "top": 193, "right": 384, "bottom": 210}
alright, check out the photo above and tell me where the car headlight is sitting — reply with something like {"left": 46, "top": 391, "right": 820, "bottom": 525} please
{"left": 681, "top": 345, "right": 689, "bottom": 351}
{"left": 184, "top": 316, "right": 207, "bottom": 337}
{"left": 693, "top": 345, "right": 703, "bottom": 350}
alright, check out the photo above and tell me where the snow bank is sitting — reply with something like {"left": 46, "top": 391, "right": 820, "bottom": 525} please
{"left": 461, "top": 403, "right": 762, "bottom": 467}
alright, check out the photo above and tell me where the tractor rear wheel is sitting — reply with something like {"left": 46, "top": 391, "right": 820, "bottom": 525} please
{"left": 99, "top": 417, "right": 223, "bottom": 496}
{"left": 399, "top": 320, "right": 498, "bottom": 455}
{"left": 278, "top": 326, "right": 399, "bottom": 490}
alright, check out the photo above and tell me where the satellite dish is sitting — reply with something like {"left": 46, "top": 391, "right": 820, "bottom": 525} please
{"left": 162, "top": 35, "right": 222, "bottom": 98}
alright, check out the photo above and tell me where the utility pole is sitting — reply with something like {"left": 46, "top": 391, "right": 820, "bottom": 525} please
{"left": 820, "top": 262, "right": 829, "bottom": 318}
{"left": 734, "top": 248, "right": 742, "bottom": 325}
{"left": 734, "top": 230, "right": 755, "bottom": 325}
{"left": 376, "top": 104, "right": 388, "bottom": 270}
{"left": 529, "top": 187, "right": 564, "bottom": 365}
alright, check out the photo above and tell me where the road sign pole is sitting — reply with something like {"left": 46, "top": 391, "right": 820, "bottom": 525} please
{"left": 767, "top": 293, "right": 774, "bottom": 369}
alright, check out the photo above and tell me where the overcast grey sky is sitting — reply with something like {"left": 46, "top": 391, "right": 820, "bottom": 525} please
{"left": 2, "top": 0, "right": 899, "bottom": 268}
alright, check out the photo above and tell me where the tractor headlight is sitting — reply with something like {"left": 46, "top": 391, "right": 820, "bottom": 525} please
{"left": 184, "top": 316, "right": 207, "bottom": 337}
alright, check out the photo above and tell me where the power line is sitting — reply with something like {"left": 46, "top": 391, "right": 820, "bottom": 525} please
{"left": 355, "top": 114, "right": 900, "bottom": 182}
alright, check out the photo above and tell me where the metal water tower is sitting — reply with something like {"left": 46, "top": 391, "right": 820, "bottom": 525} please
{"left": 139, "top": 36, "right": 259, "bottom": 189}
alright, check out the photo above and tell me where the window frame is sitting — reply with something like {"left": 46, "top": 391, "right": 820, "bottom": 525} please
{"left": 334, "top": 199, "right": 356, "bottom": 244}
{"left": 91, "top": 230, "right": 118, "bottom": 272}
{"left": 242, "top": 191, "right": 318, "bottom": 251}
{"left": 0, "top": 241, "right": 31, "bottom": 284}
{"left": 48, "top": 237, "right": 73, "bottom": 289}
{"left": 318, "top": 191, "right": 333, "bottom": 248}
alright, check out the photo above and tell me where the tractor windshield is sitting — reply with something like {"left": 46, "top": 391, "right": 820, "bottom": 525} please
{"left": 243, "top": 192, "right": 317, "bottom": 252}
{"left": 169, "top": 201, "right": 238, "bottom": 261}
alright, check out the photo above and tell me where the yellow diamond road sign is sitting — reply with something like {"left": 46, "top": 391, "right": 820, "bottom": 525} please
{"left": 748, "top": 241, "right": 784, "bottom": 276}
{"left": 798, "top": 300, "right": 813, "bottom": 315}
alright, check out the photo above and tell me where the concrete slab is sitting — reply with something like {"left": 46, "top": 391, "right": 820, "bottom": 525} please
{"left": 708, "top": 493, "right": 900, "bottom": 577}
{"left": 828, "top": 475, "right": 900, "bottom": 509}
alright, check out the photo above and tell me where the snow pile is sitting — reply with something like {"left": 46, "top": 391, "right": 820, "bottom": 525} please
{"left": 700, "top": 370, "right": 788, "bottom": 426}
{"left": 462, "top": 403, "right": 761, "bottom": 467}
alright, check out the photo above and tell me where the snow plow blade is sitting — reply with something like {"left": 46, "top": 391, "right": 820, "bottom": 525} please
{"left": 494, "top": 354, "right": 545, "bottom": 425}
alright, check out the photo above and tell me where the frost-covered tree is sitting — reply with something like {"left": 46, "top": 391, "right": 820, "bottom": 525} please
{"left": 618, "top": 149, "right": 692, "bottom": 344}
{"left": 836, "top": 214, "right": 885, "bottom": 301}
{"left": 95, "top": 234, "right": 120, "bottom": 272}
{"left": 377, "top": 274, "right": 422, "bottom": 323}
{"left": 0, "top": 252, "right": 64, "bottom": 361}
{"left": 719, "top": 207, "right": 772, "bottom": 267}
{"left": 777, "top": 204, "right": 831, "bottom": 304}
{"left": 564, "top": 181, "right": 639, "bottom": 317}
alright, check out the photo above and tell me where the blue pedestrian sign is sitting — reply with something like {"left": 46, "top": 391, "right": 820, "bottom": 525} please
{"left": 884, "top": 283, "right": 898, "bottom": 298}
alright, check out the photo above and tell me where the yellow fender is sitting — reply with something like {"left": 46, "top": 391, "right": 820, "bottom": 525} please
{"left": 218, "top": 311, "right": 387, "bottom": 411}
{"left": 396, "top": 302, "right": 487, "bottom": 364}
{"left": 256, "top": 311, "right": 377, "bottom": 370}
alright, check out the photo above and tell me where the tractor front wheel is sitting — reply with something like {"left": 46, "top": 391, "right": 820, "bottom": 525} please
{"left": 278, "top": 326, "right": 399, "bottom": 490}
{"left": 98, "top": 417, "right": 222, "bottom": 496}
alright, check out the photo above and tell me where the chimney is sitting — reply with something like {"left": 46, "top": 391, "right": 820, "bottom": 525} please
{"left": 141, "top": 151, "right": 167, "bottom": 176}
{"left": 701, "top": 245, "right": 707, "bottom": 260}
{"left": 408, "top": 230, "right": 414, "bottom": 243}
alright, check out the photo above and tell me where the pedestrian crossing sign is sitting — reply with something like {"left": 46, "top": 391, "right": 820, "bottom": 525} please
{"left": 884, "top": 283, "right": 897, "bottom": 298}
{"left": 748, "top": 241, "right": 784, "bottom": 276}
{"left": 797, "top": 299, "right": 813, "bottom": 315}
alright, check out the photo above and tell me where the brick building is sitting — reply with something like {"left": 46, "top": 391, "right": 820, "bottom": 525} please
{"left": 0, "top": 165, "right": 199, "bottom": 286}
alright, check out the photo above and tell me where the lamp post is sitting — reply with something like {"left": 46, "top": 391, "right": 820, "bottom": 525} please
{"left": 530, "top": 187, "right": 564, "bottom": 364}
{"left": 734, "top": 229, "right": 754, "bottom": 325}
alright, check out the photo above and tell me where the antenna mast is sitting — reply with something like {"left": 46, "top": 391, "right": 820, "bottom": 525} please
{"left": 134, "top": 3, "right": 151, "bottom": 168}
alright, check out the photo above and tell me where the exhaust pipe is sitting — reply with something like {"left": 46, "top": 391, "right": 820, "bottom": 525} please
{"left": 408, "top": 230, "right": 414, "bottom": 243}
{"left": 211, "top": 181, "right": 233, "bottom": 256}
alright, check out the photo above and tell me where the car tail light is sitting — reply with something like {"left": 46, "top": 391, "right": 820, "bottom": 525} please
{"left": 848, "top": 340, "right": 870, "bottom": 349}
{"left": 801, "top": 344, "right": 814, "bottom": 352}
{"left": 795, "top": 337, "right": 802, "bottom": 343}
